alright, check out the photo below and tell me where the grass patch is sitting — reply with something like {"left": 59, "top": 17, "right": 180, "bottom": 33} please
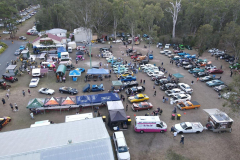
{"left": 166, "top": 149, "right": 190, "bottom": 160}
{"left": 0, "top": 42, "right": 8, "bottom": 54}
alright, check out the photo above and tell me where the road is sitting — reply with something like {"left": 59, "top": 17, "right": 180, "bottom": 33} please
{"left": 0, "top": 40, "right": 27, "bottom": 76}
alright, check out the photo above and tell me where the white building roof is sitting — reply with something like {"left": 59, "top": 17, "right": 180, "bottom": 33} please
{"left": 0, "top": 118, "right": 114, "bottom": 160}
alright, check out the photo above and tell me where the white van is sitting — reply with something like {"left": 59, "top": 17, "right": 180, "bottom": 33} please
{"left": 102, "top": 51, "right": 113, "bottom": 58}
{"left": 113, "top": 131, "right": 130, "bottom": 160}
{"left": 32, "top": 68, "right": 41, "bottom": 77}
{"left": 134, "top": 116, "right": 167, "bottom": 133}
{"left": 65, "top": 113, "right": 93, "bottom": 122}
{"left": 68, "top": 47, "right": 72, "bottom": 53}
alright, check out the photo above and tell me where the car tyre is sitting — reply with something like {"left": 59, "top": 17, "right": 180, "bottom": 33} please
{"left": 140, "top": 130, "right": 144, "bottom": 134}
{"left": 195, "top": 107, "right": 198, "bottom": 109}
{"left": 71, "top": 92, "right": 73, "bottom": 95}
{"left": 196, "top": 131, "right": 200, "bottom": 134}
{"left": 48, "top": 93, "right": 50, "bottom": 95}
{"left": 160, "top": 130, "right": 164, "bottom": 133}
{"left": 179, "top": 131, "right": 183, "bottom": 134}
{"left": 61, "top": 91, "right": 63, "bottom": 94}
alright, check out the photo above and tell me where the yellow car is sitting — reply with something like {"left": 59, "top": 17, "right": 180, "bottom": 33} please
{"left": 128, "top": 94, "right": 149, "bottom": 103}
{"left": 91, "top": 39, "right": 97, "bottom": 43}
{"left": 0, "top": 116, "right": 11, "bottom": 131}
{"left": 117, "top": 71, "right": 134, "bottom": 78}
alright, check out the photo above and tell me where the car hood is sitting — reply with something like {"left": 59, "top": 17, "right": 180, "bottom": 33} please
{"left": 174, "top": 124, "right": 182, "bottom": 131}
{"left": 128, "top": 97, "right": 135, "bottom": 100}
{"left": 118, "top": 152, "right": 130, "bottom": 160}
{"left": 70, "top": 89, "right": 78, "bottom": 92}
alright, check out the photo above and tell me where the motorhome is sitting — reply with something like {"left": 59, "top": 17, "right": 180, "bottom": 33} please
{"left": 32, "top": 68, "right": 41, "bottom": 77}
{"left": 134, "top": 116, "right": 167, "bottom": 133}
{"left": 61, "top": 52, "right": 70, "bottom": 61}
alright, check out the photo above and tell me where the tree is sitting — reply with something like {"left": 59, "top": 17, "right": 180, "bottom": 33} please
{"left": 196, "top": 24, "right": 213, "bottom": 56}
{"left": 222, "top": 21, "right": 240, "bottom": 60}
{"left": 165, "top": 0, "right": 181, "bottom": 38}
{"left": 112, "top": 0, "right": 123, "bottom": 41}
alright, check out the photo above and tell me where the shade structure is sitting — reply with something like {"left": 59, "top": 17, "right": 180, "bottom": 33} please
{"left": 44, "top": 97, "right": 61, "bottom": 107}
{"left": 87, "top": 68, "right": 109, "bottom": 75}
{"left": 107, "top": 101, "right": 124, "bottom": 110}
{"left": 56, "top": 65, "right": 66, "bottom": 76}
{"left": 91, "top": 93, "right": 120, "bottom": 103}
{"left": 112, "top": 81, "right": 122, "bottom": 86}
{"left": 27, "top": 98, "right": 45, "bottom": 109}
{"left": 109, "top": 109, "right": 127, "bottom": 123}
{"left": 47, "top": 64, "right": 55, "bottom": 68}
{"left": 76, "top": 95, "right": 92, "bottom": 105}
{"left": 69, "top": 70, "right": 81, "bottom": 76}
{"left": 61, "top": 96, "right": 76, "bottom": 105}
{"left": 173, "top": 73, "right": 184, "bottom": 78}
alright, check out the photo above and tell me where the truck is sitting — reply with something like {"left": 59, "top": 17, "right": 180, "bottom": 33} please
{"left": 174, "top": 122, "right": 204, "bottom": 134}
{"left": 177, "top": 101, "right": 200, "bottom": 110}
{"left": 82, "top": 84, "right": 104, "bottom": 92}
{"left": 0, "top": 79, "right": 11, "bottom": 90}
{"left": 134, "top": 116, "right": 167, "bottom": 133}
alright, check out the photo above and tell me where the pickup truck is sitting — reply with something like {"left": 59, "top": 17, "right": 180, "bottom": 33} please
{"left": 121, "top": 76, "right": 136, "bottom": 82}
{"left": 125, "top": 86, "right": 145, "bottom": 95}
{"left": 82, "top": 84, "right": 104, "bottom": 92}
{"left": 177, "top": 101, "right": 200, "bottom": 110}
{"left": 174, "top": 122, "right": 204, "bottom": 134}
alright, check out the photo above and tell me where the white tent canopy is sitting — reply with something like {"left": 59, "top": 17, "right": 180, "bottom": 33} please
{"left": 107, "top": 101, "right": 124, "bottom": 110}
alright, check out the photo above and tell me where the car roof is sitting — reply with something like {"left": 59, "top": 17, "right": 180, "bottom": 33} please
{"left": 137, "top": 94, "right": 144, "bottom": 97}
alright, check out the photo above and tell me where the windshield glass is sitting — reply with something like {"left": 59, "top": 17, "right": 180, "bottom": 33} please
{"left": 118, "top": 146, "right": 128, "bottom": 153}
{"left": 134, "top": 96, "right": 138, "bottom": 99}
{"left": 180, "top": 122, "right": 187, "bottom": 129}
{"left": 185, "top": 102, "right": 190, "bottom": 106}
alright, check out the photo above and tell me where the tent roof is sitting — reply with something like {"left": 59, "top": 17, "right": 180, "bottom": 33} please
{"left": 56, "top": 65, "right": 66, "bottom": 74}
{"left": 87, "top": 68, "right": 109, "bottom": 75}
{"left": 203, "top": 109, "right": 233, "bottom": 123}
{"left": 112, "top": 81, "right": 122, "bottom": 86}
{"left": 27, "top": 98, "right": 45, "bottom": 109}
{"left": 107, "top": 101, "right": 124, "bottom": 110}
{"left": 109, "top": 109, "right": 127, "bottom": 122}
{"left": 44, "top": 97, "right": 60, "bottom": 106}
{"left": 173, "top": 73, "right": 184, "bottom": 78}
{"left": 61, "top": 97, "right": 76, "bottom": 105}
{"left": 6, "top": 65, "right": 17, "bottom": 70}
{"left": 91, "top": 93, "right": 120, "bottom": 103}
{"left": 76, "top": 95, "right": 92, "bottom": 105}
{"left": 69, "top": 70, "right": 81, "bottom": 76}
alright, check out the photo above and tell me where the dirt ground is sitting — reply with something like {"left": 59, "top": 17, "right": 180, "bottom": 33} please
{"left": 1, "top": 19, "right": 240, "bottom": 159}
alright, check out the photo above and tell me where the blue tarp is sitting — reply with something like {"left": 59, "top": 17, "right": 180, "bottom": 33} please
{"left": 57, "top": 47, "right": 66, "bottom": 58}
{"left": 76, "top": 95, "right": 92, "bottom": 105}
{"left": 91, "top": 93, "right": 120, "bottom": 103}
{"left": 69, "top": 70, "right": 81, "bottom": 76}
{"left": 87, "top": 68, "right": 109, "bottom": 75}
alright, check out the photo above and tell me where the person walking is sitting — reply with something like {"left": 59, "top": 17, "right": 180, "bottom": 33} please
{"left": 230, "top": 70, "right": 233, "bottom": 77}
{"left": 6, "top": 93, "right": 9, "bottom": 100}
{"left": 197, "top": 77, "right": 199, "bottom": 82}
{"left": 10, "top": 103, "right": 14, "bottom": 111}
{"left": 30, "top": 112, "right": 34, "bottom": 119}
{"left": 220, "top": 65, "right": 222, "bottom": 69}
{"left": 174, "top": 131, "right": 178, "bottom": 138}
{"left": 153, "top": 85, "right": 155, "bottom": 90}
{"left": 172, "top": 106, "right": 177, "bottom": 113}
{"left": 22, "top": 90, "right": 25, "bottom": 97}
{"left": 14, "top": 103, "right": 18, "bottom": 111}
{"left": 28, "top": 89, "right": 31, "bottom": 96}
{"left": 143, "top": 80, "right": 145, "bottom": 84}
{"left": 63, "top": 76, "right": 66, "bottom": 83}
{"left": 191, "top": 80, "right": 194, "bottom": 85}
{"left": 2, "top": 98, "right": 6, "bottom": 105}
{"left": 162, "top": 62, "right": 163, "bottom": 66}
{"left": 140, "top": 79, "right": 142, "bottom": 84}
{"left": 126, "top": 105, "right": 128, "bottom": 111}
{"left": 153, "top": 90, "right": 156, "bottom": 96}
{"left": 162, "top": 96, "right": 165, "bottom": 103}
{"left": 171, "top": 126, "right": 175, "bottom": 133}
{"left": 180, "top": 135, "right": 184, "bottom": 144}
{"left": 7, "top": 88, "right": 10, "bottom": 94}
{"left": 110, "top": 69, "right": 111, "bottom": 74}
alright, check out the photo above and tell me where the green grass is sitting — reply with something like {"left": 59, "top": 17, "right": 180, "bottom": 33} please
{"left": 0, "top": 42, "right": 8, "bottom": 54}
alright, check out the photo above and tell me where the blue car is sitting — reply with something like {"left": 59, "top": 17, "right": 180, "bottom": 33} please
{"left": 75, "top": 68, "right": 85, "bottom": 73}
{"left": 82, "top": 84, "right": 104, "bottom": 92}
{"left": 178, "top": 52, "right": 190, "bottom": 56}
{"left": 206, "top": 80, "right": 224, "bottom": 87}
{"left": 185, "top": 54, "right": 196, "bottom": 59}
{"left": 19, "top": 45, "right": 25, "bottom": 50}
{"left": 188, "top": 68, "right": 205, "bottom": 74}
{"left": 143, "top": 34, "right": 149, "bottom": 38}
{"left": 148, "top": 54, "right": 153, "bottom": 60}
{"left": 121, "top": 76, "right": 137, "bottom": 82}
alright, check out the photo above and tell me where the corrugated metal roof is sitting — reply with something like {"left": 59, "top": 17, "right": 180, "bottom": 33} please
{"left": 0, "top": 118, "right": 114, "bottom": 160}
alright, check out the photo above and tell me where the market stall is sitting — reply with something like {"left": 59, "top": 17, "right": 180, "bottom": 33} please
{"left": 60, "top": 97, "right": 76, "bottom": 106}
{"left": 107, "top": 101, "right": 124, "bottom": 110}
{"left": 91, "top": 93, "right": 120, "bottom": 104}
{"left": 76, "top": 95, "right": 92, "bottom": 107}
{"left": 108, "top": 109, "right": 128, "bottom": 130}
{"left": 69, "top": 70, "right": 81, "bottom": 81}
{"left": 44, "top": 97, "right": 61, "bottom": 107}
{"left": 6, "top": 65, "right": 18, "bottom": 76}
{"left": 87, "top": 68, "right": 109, "bottom": 75}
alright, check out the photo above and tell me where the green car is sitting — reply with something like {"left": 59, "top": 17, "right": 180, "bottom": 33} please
{"left": 179, "top": 44, "right": 185, "bottom": 50}
{"left": 230, "top": 63, "right": 240, "bottom": 69}
{"left": 185, "top": 45, "right": 192, "bottom": 50}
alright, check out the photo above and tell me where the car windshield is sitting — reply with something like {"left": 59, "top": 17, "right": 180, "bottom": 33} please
{"left": 134, "top": 96, "right": 139, "bottom": 99}
{"left": 118, "top": 146, "right": 128, "bottom": 153}
{"left": 177, "top": 95, "right": 183, "bottom": 99}
{"left": 180, "top": 122, "right": 188, "bottom": 129}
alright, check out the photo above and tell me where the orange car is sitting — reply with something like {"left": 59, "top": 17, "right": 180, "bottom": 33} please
{"left": 199, "top": 62, "right": 207, "bottom": 67}
{"left": 0, "top": 116, "right": 11, "bottom": 131}
{"left": 177, "top": 101, "right": 200, "bottom": 110}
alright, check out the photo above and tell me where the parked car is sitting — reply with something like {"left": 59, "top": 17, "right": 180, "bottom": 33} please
{"left": 205, "top": 65, "right": 217, "bottom": 70}
{"left": 160, "top": 50, "right": 171, "bottom": 54}
{"left": 112, "top": 39, "right": 122, "bottom": 43}
{"left": 113, "top": 131, "right": 130, "bottom": 160}
{"left": 170, "top": 94, "right": 191, "bottom": 103}
{"left": 207, "top": 69, "right": 223, "bottom": 74}
{"left": 174, "top": 122, "right": 204, "bottom": 134}
{"left": 76, "top": 51, "right": 85, "bottom": 55}
{"left": 229, "top": 63, "right": 240, "bottom": 69}
{"left": 206, "top": 80, "right": 224, "bottom": 87}
{"left": 165, "top": 44, "right": 170, "bottom": 49}
{"left": 123, "top": 81, "right": 138, "bottom": 88}
{"left": 183, "top": 64, "right": 194, "bottom": 69}
{"left": 82, "top": 84, "right": 104, "bottom": 92}
{"left": 38, "top": 88, "right": 55, "bottom": 95}
{"left": 19, "top": 36, "right": 27, "bottom": 40}
{"left": 132, "top": 102, "right": 153, "bottom": 112}
{"left": 14, "top": 49, "right": 21, "bottom": 56}
{"left": 200, "top": 76, "right": 215, "bottom": 82}
{"left": 165, "top": 88, "right": 185, "bottom": 97}
{"left": 126, "top": 48, "right": 133, "bottom": 53}
{"left": 208, "top": 48, "right": 218, "bottom": 53}
{"left": 121, "top": 76, "right": 136, "bottom": 82}
{"left": 179, "top": 44, "right": 185, "bottom": 50}
{"left": 188, "top": 68, "right": 205, "bottom": 74}
{"left": 2, "top": 74, "right": 18, "bottom": 83}
{"left": 29, "top": 78, "right": 39, "bottom": 88}
{"left": 128, "top": 94, "right": 149, "bottom": 103}
{"left": 185, "top": 45, "right": 192, "bottom": 50}
{"left": 177, "top": 101, "right": 200, "bottom": 110}
{"left": 213, "top": 85, "right": 228, "bottom": 92}
{"left": 193, "top": 72, "right": 209, "bottom": 78}
{"left": 148, "top": 54, "right": 153, "bottom": 60}
{"left": 59, "top": 87, "right": 78, "bottom": 95}
{"left": 178, "top": 83, "right": 193, "bottom": 94}
{"left": 125, "top": 86, "right": 145, "bottom": 95}
{"left": 2, "top": 31, "right": 10, "bottom": 34}
{"left": 160, "top": 83, "right": 178, "bottom": 91}
{"left": 117, "top": 71, "right": 134, "bottom": 78}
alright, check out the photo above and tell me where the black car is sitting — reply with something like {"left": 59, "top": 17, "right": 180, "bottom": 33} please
{"left": 76, "top": 51, "right": 85, "bottom": 55}
{"left": 59, "top": 87, "right": 78, "bottom": 95}
{"left": 160, "top": 83, "right": 178, "bottom": 91}
{"left": 155, "top": 78, "right": 168, "bottom": 86}
{"left": 19, "top": 36, "right": 27, "bottom": 40}
{"left": 14, "top": 49, "right": 21, "bottom": 56}
{"left": 126, "top": 48, "right": 133, "bottom": 53}
{"left": 193, "top": 72, "right": 209, "bottom": 78}
{"left": 66, "top": 64, "right": 75, "bottom": 71}
{"left": 225, "top": 57, "right": 235, "bottom": 62}
{"left": 221, "top": 54, "right": 231, "bottom": 59}
{"left": 123, "top": 81, "right": 138, "bottom": 88}
{"left": 125, "top": 86, "right": 145, "bottom": 95}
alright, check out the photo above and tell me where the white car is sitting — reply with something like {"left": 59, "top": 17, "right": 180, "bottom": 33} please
{"left": 174, "top": 122, "right": 204, "bottom": 134}
{"left": 39, "top": 88, "right": 55, "bottom": 95}
{"left": 29, "top": 78, "right": 40, "bottom": 88}
{"left": 222, "top": 92, "right": 237, "bottom": 99}
{"left": 106, "top": 56, "right": 117, "bottom": 61}
{"left": 170, "top": 93, "right": 191, "bottom": 103}
{"left": 165, "top": 44, "right": 170, "bottom": 49}
{"left": 102, "top": 51, "right": 113, "bottom": 58}
{"left": 165, "top": 88, "right": 185, "bottom": 97}
{"left": 113, "top": 131, "right": 130, "bottom": 160}
{"left": 113, "top": 39, "right": 122, "bottom": 43}
{"left": 205, "top": 65, "right": 217, "bottom": 70}
{"left": 141, "top": 64, "right": 154, "bottom": 70}
{"left": 178, "top": 83, "right": 193, "bottom": 94}
{"left": 3, "top": 31, "right": 10, "bottom": 34}
{"left": 208, "top": 48, "right": 218, "bottom": 53}
{"left": 147, "top": 71, "right": 164, "bottom": 77}
{"left": 160, "top": 50, "right": 171, "bottom": 54}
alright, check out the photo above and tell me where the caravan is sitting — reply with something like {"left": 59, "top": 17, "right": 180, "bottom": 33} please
{"left": 134, "top": 116, "right": 167, "bottom": 133}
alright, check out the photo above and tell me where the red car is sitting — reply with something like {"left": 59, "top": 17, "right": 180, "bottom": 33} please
{"left": 132, "top": 102, "right": 153, "bottom": 112}
{"left": 208, "top": 69, "right": 224, "bottom": 74}
{"left": 173, "top": 50, "right": 183, "bottom": 54}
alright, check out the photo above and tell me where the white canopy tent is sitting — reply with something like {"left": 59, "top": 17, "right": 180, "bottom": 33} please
{"left": 107, "top": 101, "right": 124, "bottom": 110}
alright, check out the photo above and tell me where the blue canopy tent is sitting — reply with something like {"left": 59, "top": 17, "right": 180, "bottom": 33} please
{"left": 76, "top": 95, "right": 92, "bottom": 107}
{"left": 173, "top": 73, "right": 184, "bottom": 78}
{"left": 87, "top": 68, "right": 109, "bottom": 75}
{"left": 91, "top": 93, "right": 120, "bottom": 104}
{"left": 69, "top": 70, "right": 81, "bottom": 81}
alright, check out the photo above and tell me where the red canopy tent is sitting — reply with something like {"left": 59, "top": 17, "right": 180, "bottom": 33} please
{"left": 61, "top": 96, "right": 76, "bottom": 106}
{"left": 44, "top": 97, "right": 61, "bottom": 107}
